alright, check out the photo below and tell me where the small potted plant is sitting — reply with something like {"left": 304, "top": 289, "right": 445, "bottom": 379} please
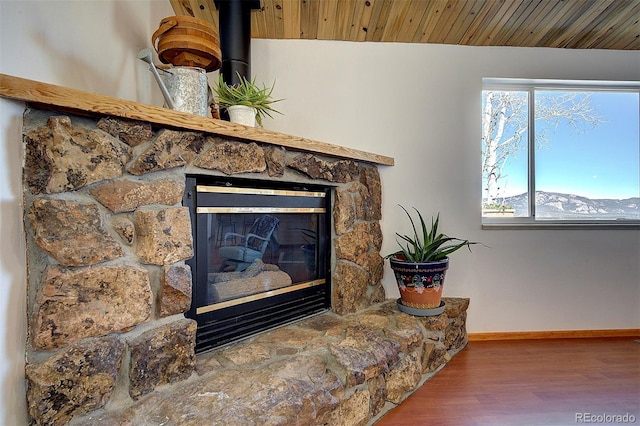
{"left": 386, "top": 205, "right": 477, "bottom": 316}
{"left": 212, "top": 72, "right": 283, "bottom": 127}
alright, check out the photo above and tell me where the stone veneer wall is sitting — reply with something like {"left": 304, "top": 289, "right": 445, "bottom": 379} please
{"left": 21, "top": 107, "right": 468, "bottom": 425}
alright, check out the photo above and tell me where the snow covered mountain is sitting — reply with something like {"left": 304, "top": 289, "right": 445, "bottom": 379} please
{"left": 493, "top": 192, "right": 639, "bottom": 219}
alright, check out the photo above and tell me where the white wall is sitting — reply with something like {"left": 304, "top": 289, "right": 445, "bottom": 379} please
{"left": 252, "top": 40, "right": 640, "bottom": 335}
{"left": 1, "top": 1, "right": 639, "bottom": 423}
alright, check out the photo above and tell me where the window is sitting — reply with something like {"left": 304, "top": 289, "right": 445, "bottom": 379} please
{"left": 482, "top": 79, "right": 640, "bottom": 227}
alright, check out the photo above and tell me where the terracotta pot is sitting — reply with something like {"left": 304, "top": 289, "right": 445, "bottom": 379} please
{"left": 389, "top": 256, "right": 449, "bottom": 309}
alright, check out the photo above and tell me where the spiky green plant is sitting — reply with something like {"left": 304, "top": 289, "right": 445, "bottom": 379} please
{"left": 387, "top": 205, "right": 476, "bottom": 262}
{"left": 213, "top": 72, "right": 283, "bottom": 127}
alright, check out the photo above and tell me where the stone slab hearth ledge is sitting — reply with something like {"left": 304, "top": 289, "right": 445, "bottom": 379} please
{"left": 0, "top": 73, "right": 394, "bottom": 166}
{"left": 74, "top": 298, "right": 470, "bottom": 426}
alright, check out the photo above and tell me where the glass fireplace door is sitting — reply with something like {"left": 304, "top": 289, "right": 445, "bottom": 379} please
{"left": 184, "top": 176, "right": 331, "bottom": 351}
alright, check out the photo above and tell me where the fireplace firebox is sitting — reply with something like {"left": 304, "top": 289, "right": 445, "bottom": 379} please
{"left": 184, "top": 176, "right": 332, "bottom": 351}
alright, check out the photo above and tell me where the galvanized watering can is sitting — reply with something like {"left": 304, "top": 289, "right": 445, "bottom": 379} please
{"left": 138, "top": 48, "right": 211, "bottom": 117}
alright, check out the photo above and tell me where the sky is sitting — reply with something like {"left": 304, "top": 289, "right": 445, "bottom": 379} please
{"left": 493, "top": 90, "right": 640, "bottom": 200}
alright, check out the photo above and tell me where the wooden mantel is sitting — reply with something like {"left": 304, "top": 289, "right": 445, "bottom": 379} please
{"left": 0, "top": 73, "right": 394, "bottom": 166}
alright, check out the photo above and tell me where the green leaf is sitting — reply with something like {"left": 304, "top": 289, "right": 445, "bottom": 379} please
{"left": 212, "top": 72, "right": 284, "bottom": 127}
{"left": 385, "top": 205, "right": 478, "bottom": 262}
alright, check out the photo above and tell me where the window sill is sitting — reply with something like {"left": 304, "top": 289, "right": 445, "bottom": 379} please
{"left": 482, "top": 220, "right": 640, "bottom": 230}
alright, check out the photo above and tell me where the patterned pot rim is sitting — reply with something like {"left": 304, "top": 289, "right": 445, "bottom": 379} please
{"left": 389, "top": 256, "right": 449, "bottom": 273}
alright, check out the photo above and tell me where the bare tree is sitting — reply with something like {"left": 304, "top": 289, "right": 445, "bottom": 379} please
{"left": 482, "top": 90, "right": 603, "bottom": 206}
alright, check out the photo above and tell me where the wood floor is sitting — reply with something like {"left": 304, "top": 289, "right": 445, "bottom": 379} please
{"left": 376, "top": 338, "right": 640, "bottom": 426}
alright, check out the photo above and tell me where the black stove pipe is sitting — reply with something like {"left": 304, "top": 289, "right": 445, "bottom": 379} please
{"left": 215, "top": 0, "right": 261, "bottom": 86}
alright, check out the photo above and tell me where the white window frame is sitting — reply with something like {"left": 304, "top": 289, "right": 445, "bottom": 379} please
{"left": 481, "top": 78, "right": 640, "bottom": 230}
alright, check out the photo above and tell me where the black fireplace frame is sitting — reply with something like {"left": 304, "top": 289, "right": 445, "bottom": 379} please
{"left": 183, "top": 175, "right": 332, "bottom": 352}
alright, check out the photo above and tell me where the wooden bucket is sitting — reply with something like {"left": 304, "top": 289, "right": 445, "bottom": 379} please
{"left": 152, "top": 16, "right": 222, "bottom": 72}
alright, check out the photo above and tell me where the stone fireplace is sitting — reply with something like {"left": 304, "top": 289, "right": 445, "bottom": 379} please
{"left": 3, "top": 74, "right": 469, "bottom": 426}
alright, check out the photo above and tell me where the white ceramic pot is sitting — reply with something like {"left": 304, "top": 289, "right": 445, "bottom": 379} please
{"left": 227, "top": 105, "right": 257, "bottom": 127}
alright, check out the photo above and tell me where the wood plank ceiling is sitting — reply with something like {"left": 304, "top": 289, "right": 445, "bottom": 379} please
{"left": 170, "top": 0, "right": 640, "bottom": 50}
